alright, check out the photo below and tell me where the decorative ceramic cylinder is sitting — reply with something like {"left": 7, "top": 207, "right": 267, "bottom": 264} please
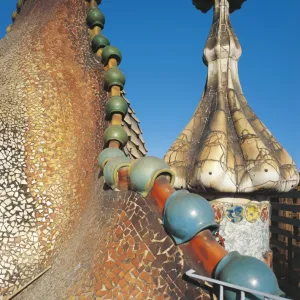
{"left": 210, "top": 197, "right": 271, "bottom": 261}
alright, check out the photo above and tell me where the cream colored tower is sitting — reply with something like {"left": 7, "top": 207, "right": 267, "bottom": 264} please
{"left": 164, "top": 0, "right": 299, "bottom": 260}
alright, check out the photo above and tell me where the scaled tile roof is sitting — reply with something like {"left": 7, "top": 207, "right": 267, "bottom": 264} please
{"left": 121, "top": 91, "right": 148, "bottom": 159}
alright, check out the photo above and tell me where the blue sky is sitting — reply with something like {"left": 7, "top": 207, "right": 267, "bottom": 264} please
{"left": 1, "top": 1, "right": 299, "bottom": 169}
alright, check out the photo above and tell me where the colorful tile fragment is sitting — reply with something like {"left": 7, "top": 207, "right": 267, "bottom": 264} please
{"left": 260, "top": 205, "right": 269, "bottom": 222}
{"left": 211, "top": 203, "right": 224, "bottom": 224}
{"left": 245, "top": 204, "right": 260, "bottom": 223}
{"left": 225, "top": 205, "right": 244, "bottom": 223}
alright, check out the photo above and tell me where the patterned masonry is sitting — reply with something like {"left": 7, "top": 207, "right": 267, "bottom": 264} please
{"left": 0, "top": 0, "right": 107, "bottom": 297}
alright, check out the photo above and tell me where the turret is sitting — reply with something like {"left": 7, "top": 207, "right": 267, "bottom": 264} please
{"left": 164, "top": 0, "right": 299, "bottom": 260}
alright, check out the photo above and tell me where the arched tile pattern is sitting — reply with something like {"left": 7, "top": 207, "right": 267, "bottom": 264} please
{"left": 122, "top": 91, "right": 148, "bottom": 159}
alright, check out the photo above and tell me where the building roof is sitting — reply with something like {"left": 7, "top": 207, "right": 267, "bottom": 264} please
{"left": 121, "top": 91, "right": 148, "bottom": 159}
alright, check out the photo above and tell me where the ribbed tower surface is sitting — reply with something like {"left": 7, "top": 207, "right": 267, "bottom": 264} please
{"left": 165, "top": 0, "right": 299, "bottom": 194}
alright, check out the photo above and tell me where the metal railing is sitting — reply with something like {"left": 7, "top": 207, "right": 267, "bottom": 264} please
{"left": 185, "top": 269, "right": 289, "bottom": 300}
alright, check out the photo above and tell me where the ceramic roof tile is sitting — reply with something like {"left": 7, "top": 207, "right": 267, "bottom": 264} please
{"left": 139, "top": 135, "right": 145, "bottom": 144}
{"left": 129, "top": 132, "right": 143, "bottom": 149}
{"left": 139, "top": 145, "right": 147, "bottom": 156}
{"left": 124, "top": 113, "right": 132, "bottom": 126}
{"left": 131, "top": 114, "right": 140, "bottom": 123}
{"left": 122, "top": 124, "right": 132, "bottom": 138}
{"left": 130, "top": 118, "right": 141, "bottom": 136}
{"left": 121, "top": 91, "right": 147, "bottom": 159}
{"left": 126, "top": 141, "right": 142, "bottom": 159}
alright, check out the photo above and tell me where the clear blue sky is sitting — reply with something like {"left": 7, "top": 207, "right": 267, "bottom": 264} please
{"left": 1, "top": 1, "right": 299, "bottom": 169}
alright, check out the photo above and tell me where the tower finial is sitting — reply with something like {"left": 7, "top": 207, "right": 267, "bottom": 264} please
{"left": 193, "top": 0, "right": 246, "bottom": 13}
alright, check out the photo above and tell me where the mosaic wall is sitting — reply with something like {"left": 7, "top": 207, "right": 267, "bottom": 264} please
{"left": 14, "top": 177, "right": 210, "bottom": 300}
{"left": 1, "top": 1, "right": 205, "bottom": 299}
{"left": 211, "top": 199, "right": 271, "bottom": 260}
{"left": 0, "top": 0, "right": 107, "bottom": 297}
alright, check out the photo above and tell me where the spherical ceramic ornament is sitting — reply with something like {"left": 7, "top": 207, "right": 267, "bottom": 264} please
{"left": 98, "top": 148, "right": 125, "bottom": 170}
{"left": 91, "top": 35, "right": 110, "bottom": 52}
{"left": 12, "top": 11, "right": 18, "bottom": 22}
{"left": 6, "top": 25, "right": 12, "bottom": 34}
{"left": 215, "top": 251, "right": 285, "bottom": 299}
{"left": 129, "top": 156, "right": 175, "bottom": 197}
{"left": 106, "top": 96, "right": 128, "bottom": 118}
{"left": 101, "top": 46, "right": 122, "bottom": 66}
{"left": 104, "top": 156, "right": 131, "bottom": 190}
{"left": 86, "top": 7, "right": 105, "bottom": 29}
{"left": 16, "top": 0, "right": 23, "bottom": 11}
{"left": 163, "top": 190, "right": 218, "bottom": 244}
{"left": 103, "top": 67, "right": 126, "bottom": 91}
{"left": 103, "top": 125, "right": 128, "bottom": 146}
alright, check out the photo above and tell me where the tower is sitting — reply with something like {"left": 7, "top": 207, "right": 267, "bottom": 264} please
{"left": 165, "top": 0, "right": 299, "bottom": 260}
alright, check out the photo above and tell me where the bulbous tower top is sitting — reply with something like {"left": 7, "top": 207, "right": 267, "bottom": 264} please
{"left": 164, "top": 0, "right": 299, "bottom": 193}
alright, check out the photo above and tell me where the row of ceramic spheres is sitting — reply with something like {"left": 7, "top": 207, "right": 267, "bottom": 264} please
{"left": 88, "top": 5, "right": 283, "bottom": 300}
{"left": 6, "top": 0, "right": 24, "bottom": 33}
{"left": 87, "top": 6, "right": 129, "bottom": 147}
{"left": 98, "top": 150, "right": 284, "bottom": 299}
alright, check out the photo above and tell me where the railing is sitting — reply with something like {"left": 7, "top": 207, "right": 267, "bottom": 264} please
{"left": 185, "top": 269, "right": 289, "bottom": 300}
{"left": 270, "top": 189, "right": 300, "bottom": 299}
